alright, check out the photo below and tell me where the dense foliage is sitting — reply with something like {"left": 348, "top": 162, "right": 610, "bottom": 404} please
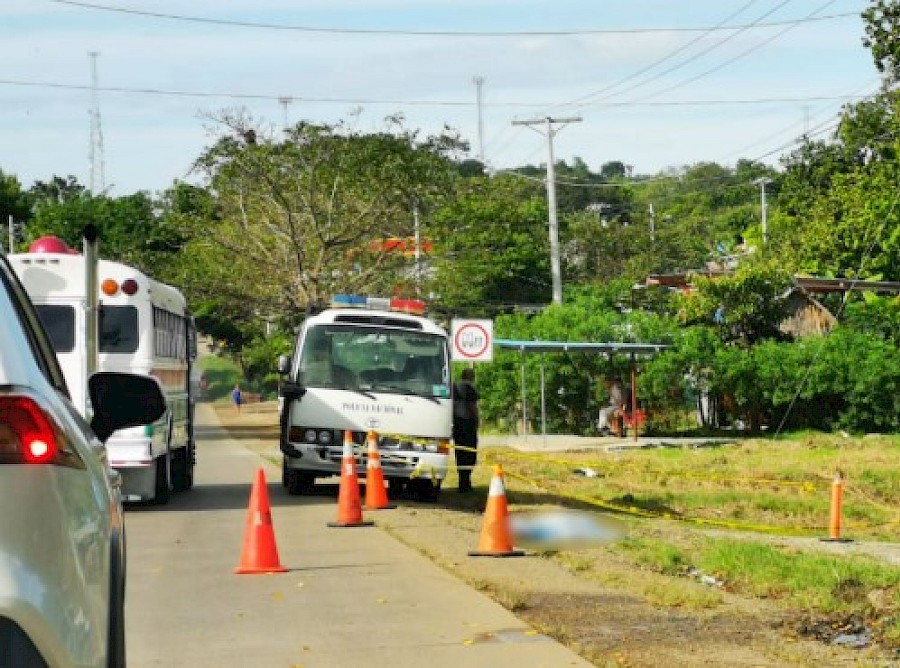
{"left": 3, "top": 1, "right": 898, "bottom": 434}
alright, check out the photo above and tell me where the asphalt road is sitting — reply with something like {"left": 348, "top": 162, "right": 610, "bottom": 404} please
{"left": 124, "top": 403, "right": 593, "bottom": 667}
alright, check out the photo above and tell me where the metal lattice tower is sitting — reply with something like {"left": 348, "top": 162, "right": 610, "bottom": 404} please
{"left": 88, "top": 51, "right": 106, "bottom": 195}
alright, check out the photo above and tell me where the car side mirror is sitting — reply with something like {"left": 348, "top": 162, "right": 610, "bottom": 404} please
{"left": 88, "top": 372, "right": 166, "bottom": 443}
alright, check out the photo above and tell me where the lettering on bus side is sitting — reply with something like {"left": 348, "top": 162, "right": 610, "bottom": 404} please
{"left": 340, "top": 402, "right": 404, "bottom": 416}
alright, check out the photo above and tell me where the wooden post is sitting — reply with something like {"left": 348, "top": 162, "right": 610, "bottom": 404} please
{"left": 630, "top": 355, "right": 638, "bottom": 442}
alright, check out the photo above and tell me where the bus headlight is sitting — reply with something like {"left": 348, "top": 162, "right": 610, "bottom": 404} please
{"left": 318, "top": 430, "right": 333, "bottom": 445}
{"left": 304, "top": 429, "right": 317, "bottom": 443}
{"left": 423, "top": 439, "right": 449, "bottom": 454}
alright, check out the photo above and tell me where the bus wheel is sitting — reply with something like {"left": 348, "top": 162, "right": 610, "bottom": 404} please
{"left": 410, "top": 478, "right": 441, "bottom": 503}
{"left": 282, "top": 459, "right": 295, "bottom": 488}
{"left": 152, "top": 454, "right": 171, "bottom": 505}
{"left": 285, "top": 465, "right": 314, "bottom": 495}
{"left": 387, "top": 478, "right": 407, "bottom": 500}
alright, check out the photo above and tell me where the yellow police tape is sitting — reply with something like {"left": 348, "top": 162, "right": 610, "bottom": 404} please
{"left": 443, "top": 444, "right": 899, "bottom": 536}
{"left": 499, "top": 467, "right": 819, "bottom": 535}
{"left": 486, "top": 446, "right": 825, "bottom": 491}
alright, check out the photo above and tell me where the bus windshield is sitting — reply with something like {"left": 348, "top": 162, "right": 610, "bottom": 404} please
{"left": 299, "top": 324, "right": 449, "bottom": 398}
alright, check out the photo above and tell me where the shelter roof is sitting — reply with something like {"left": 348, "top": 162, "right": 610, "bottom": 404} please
{"left": 495, "top": 339, "right": 669, "bottom": 355}
{"left": 645, "top": 272, "right": 900, "bottom": 295}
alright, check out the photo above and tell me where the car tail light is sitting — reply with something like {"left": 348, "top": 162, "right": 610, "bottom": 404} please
{"left": 0, "top": 395, "right": 82, "bottom": 467}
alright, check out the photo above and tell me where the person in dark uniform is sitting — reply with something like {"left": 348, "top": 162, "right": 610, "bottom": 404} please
{"left": 452, "top": 367, "right": 479, "bottom": 492}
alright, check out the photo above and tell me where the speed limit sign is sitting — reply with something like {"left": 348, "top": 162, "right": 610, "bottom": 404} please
{"left": 450, "top": 319, "right": 493, "bottom": 362}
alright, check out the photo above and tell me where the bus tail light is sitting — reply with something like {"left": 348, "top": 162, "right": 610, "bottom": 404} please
{"left": 0, "top": 395, "right": 82, "bottom": 468}
{"left": 100, "top": 278, "right": 139, "bottom": 296}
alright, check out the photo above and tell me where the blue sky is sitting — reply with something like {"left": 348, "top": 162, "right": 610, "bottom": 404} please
{"left": 0, "top": 0, "right": 880, "bottom": 196}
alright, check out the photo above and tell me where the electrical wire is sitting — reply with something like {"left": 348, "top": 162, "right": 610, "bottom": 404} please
{"left": 629, "top": 0, "right": 840, "bottom": 104}
{"left": 556, "top": 0, "right": 784, "bottom": 110}
{"left": 0, "top": 77, "right": 863, "bottom": 109}
{"left": 43, "top": 0, "right": 859, "bottom": 37}
{"left": 715, "top": 81, "right": 881, "bottom": 164}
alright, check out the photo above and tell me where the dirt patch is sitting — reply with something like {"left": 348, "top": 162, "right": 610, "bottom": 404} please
{"left": 210, "top": 401, "right": 898, "bottom": 667}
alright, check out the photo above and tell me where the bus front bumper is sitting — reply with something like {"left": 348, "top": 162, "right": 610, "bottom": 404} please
{"left": 283, "top": 442, "right": 448, "bottom": 481}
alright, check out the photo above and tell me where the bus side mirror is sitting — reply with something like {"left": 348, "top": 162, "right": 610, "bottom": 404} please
{"left": 88, "top": 372, "right": 166, "bottom": 443}
{"left": 277, "top": 354, "right": 291, "bottom": 375}
{"left": 280, "top": 380, "right": 306, "bottom": 401}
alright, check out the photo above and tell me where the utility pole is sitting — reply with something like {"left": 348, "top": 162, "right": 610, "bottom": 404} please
{"left": 473, "top": 76, "right": 486, "bottom": 166}
{"left": 753, "top": 177, "right": 772, "bottom": 247}
{"left": 413, "top": 201, "right": 422, "bottom": 296}
{"left": 648, "top": 202, "right": 656, "bottom": 243}
{"left": 88, "top": 51, "right": 105, "bottom": 195}
{"left": 278, "top": 96, "right": 292, "bottom": 132}
{"left": 512, "top": 116, "right": 582, "bottom": 305}
{"left": 7, "top": 215, "right": 14, "bottom": 254}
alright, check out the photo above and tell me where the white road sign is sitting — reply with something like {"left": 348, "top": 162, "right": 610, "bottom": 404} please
{"left": 450, "top": 319, "right": 493, "bottom": 362}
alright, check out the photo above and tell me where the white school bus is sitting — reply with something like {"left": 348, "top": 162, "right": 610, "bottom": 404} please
{"left": 10, "top": 236, "right": 197, "bottom": 504}
{"left": 278, "top": 295, "right": 452, "bottom": 501}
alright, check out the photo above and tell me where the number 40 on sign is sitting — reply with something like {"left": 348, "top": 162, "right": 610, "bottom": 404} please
{"left": 450, "top": 319, "right": 493, "bottom": 362}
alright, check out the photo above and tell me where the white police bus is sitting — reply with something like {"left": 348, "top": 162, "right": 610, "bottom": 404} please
{"left": 10, "top": 236, "right": 197, "bottom": 504}
{"left": 278, "top": 295, "right": 452, "bottom": 501}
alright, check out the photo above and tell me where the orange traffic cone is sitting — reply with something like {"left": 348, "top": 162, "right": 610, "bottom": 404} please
{"left": 327, "top": 431, "right": 374, "bottom": 528}
{"left": 821, "top": 470, "right": 853, "bottom": 543}
{"left": 364, "top": 430, "right": 396, "bottom": 510}
{"left": 468, "top": 465, "right": 525, "bottom": 557}
{"left": 234, "top": 468, "right": 288, "bottom": 574}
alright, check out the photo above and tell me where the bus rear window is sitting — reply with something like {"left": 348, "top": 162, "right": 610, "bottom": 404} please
{"left": 35, "top": 305, "right": 76, "bottom": 353}
{"left": 100, "top": 305, "right": 139, "bottom": 353}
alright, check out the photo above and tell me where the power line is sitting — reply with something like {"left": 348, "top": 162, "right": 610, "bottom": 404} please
{"left": 629, "top": 0, "right": 840, "bottom": 104}
{"left": 0, "top": 77, "right": 867, "bottom": 110}
{"left": 44, "top": 0, "right": 858, "bottom": 37}
{"left": 716, "top": 81, "right": 880, "bottom": 164}
{"left": 555, "top": 0, "right": 778, "bottom": 109}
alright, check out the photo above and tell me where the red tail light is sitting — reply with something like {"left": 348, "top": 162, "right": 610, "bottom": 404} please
{"left": 0, "top": 395, "right": 76, "bottom": 466}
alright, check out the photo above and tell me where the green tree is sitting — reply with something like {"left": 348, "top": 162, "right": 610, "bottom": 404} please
{"left": 428, "top": 173, "right": 551, "bottom": 313}
{"left": 675, "top": 260, "right": 793, "bottom": 347}
{"left": 474, "top": 285, "right": 678, "bottom": 434}
{"left": 863, "top": 0, "right": 900, "bottom": 84}
{"left": 183, "top": 112, "right": 464, "bottom": 328}
{"left": 786, "top": 161, "right": 900, "bottom": 280}
{"left": 1, "top": 169, "right": 31, "bottom": 221}
{"left": 29, "top": 175, "right": 85, "bottom": 205}
{"left": 628, "top": 161, "right": 773, "bottom": 276}
{"left": 25, "top": 189, "right": 176, "bottom": 270}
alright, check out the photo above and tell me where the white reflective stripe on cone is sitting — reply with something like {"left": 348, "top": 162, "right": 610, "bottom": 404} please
{"left": 488, "top": 474, "right": 505, "bottom": 497}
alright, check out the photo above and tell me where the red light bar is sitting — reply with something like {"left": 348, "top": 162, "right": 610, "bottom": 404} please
{"left": 390, "top": 298, "right": 426, "bottom": 315}
{"left": 330, "top": 294, "right": 427, "bottom": 315}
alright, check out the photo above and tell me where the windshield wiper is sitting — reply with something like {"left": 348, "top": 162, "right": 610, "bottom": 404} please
{"left": 340, "top": 384, "right": 377, "bottom": 400}
{"left": 374, "top": 384, "right": 440, "bottom": 403}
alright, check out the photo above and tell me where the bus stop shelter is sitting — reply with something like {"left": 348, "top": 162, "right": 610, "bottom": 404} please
{"left": 494, "top": 339, "right": 670, "bottom": 440}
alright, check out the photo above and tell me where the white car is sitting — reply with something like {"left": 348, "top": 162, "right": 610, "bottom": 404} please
{"left": 0, "top": 253, "right": 164, "bottom": 668}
